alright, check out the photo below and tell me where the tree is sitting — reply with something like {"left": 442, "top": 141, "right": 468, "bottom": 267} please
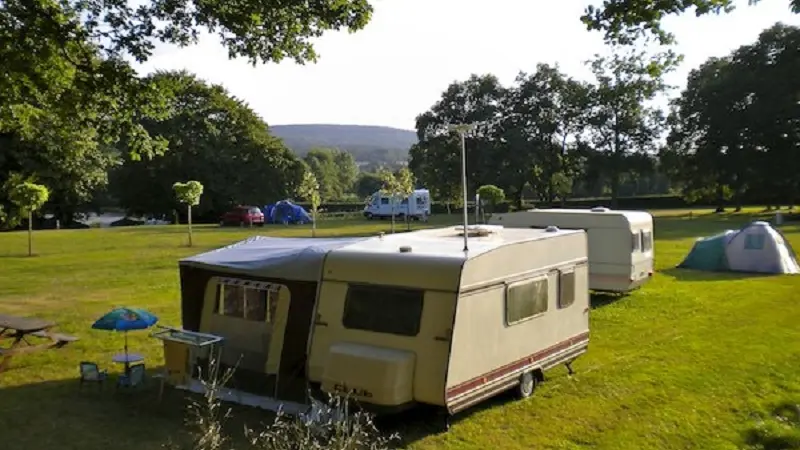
{"left": 110, "top": 71, "right": 305, "bottom": 219}
{"left": 581, "top": 0, "right": 800, "bottom": 45}
{"left": 296, "top": 170, "right": 321, "bottom": 237}
{"left": 476, "top": 185, "right": 505, "bottom": 221}
{"left": 395, "top": 167, "right": 416, "bottom": 231}
{"left": 354, "top": 172, "right": 384, "bottom": 199}
{"left": 173, "top": 180, "right": 204, "bottom": 247}
{"left": 410, "top": 74, "right": 507, "bottom": 209}
{"left": 1, "top": 0, "right": 374, "bottom": 225}
{"left": 583, "top": 47, "right": 677, "bottom": 207}
{"left": 303, "top": 148, "right": 358, "bottom": 200}
{"left": 7, "top": 179, "right": 50, "bottom": 256}
{"left": 376, "top": 167, "right": 409, "bottom": 233}
{"left": 663, "top": 23, "right": 800, "bottom": 211}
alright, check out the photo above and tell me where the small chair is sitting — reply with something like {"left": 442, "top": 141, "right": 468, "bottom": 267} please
{"left": 117, "top": 363, "right": 145, "bottom": 389}
{"left": 79, "top": 361, "right": 108, "bottom": 388}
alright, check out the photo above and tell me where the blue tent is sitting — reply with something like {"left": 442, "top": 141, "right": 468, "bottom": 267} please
{"left": 266, "top": 200, "right": 313, "bottom": 225}
{"left": 677, "top": 230, "right": 734, "bottom": 272}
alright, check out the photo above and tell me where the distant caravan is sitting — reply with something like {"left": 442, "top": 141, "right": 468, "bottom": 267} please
{"left": 363, "top": 189, "right": 431, "bottom": 221}
{"left": 160, "top": 225, "right": 591, "bottom": 426}
{"left": 489, "top": 207, "right": 654, "bottom": 293}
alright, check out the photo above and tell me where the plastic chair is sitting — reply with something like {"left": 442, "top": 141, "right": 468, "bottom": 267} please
{"left": 117, "top": 363, "right": 146, "bottom": 389}
{"left": 79, "top": 361, "right": 108, "bottom": 388}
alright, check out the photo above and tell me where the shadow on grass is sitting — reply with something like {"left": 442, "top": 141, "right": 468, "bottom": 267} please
{"left": 590, "top": 291, "right": 628, "bottom": 309}
{"left": 743, "top": 401, "right": 800, "bottom": 450}
{"left": 660, "top": 267, "right": 779, "bottom": 283}
{"left": 0, "top": 375, "right": 191, "bottom": 450}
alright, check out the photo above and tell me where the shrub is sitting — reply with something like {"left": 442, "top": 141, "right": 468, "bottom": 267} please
{"left": 165, "top": 353, "right": 398, "bottom": 450}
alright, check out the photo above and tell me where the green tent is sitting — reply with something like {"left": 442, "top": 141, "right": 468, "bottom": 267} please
{"left": 677, "top": 231, "right": 734, "bottom": 271}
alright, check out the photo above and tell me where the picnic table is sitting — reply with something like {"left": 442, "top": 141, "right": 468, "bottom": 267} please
{"left": 0, "top": 313, "right": 79, "bottom": 373}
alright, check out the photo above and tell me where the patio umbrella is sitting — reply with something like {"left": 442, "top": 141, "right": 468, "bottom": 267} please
{"left": 91, "top": 307, "right": 159, "bottom": 357}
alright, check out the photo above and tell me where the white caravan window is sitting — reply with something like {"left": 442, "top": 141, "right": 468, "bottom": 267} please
{"left": 506, "top": 277, "right": 549, "bottom": 325}
{"left": 215, "top": 284, "right": 278, "bottom": 323}
{"left": 558, "top": 270, "right": 576, "bottom": 309}
{"left": 641, "top": 230, "right": 653, "bottom": 252}
{"left": 632, "top": 232, "right": 641, "bottom": 252}
{"left": 343, "top": 284, "right": 424, "bottom": 336}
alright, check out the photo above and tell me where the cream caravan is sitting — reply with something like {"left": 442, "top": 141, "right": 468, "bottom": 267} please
{"left": 164, "top": 225, "right": 590, "bottom": 422}
{"left": 489, "top": 207, "right": 654, "bottom": 292}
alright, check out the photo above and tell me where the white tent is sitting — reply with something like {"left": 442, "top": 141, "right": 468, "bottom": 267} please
{"left": 724, "top": 221, "right": 800, "bottom": 274}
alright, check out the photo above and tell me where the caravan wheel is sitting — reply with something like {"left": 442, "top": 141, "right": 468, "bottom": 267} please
{"left": 516, "top": 371, "right": 537, "bottom": 399}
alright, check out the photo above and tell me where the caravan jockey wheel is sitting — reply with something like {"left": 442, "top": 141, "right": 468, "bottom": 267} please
{"left": 517, "top": 371, "right": 536, "bottom": 399}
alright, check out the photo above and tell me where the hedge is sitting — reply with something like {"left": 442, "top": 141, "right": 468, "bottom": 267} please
{"left": 291, "top": 195, "right": 691, "bottom": 215}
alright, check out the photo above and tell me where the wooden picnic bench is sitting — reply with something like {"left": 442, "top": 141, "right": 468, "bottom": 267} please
{"left": 0, "top": 313, "right": 79, "bottom": 373}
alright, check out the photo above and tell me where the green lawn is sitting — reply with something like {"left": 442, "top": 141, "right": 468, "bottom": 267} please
{"left": 1, "top": 210, "right": 800, "bottom": 449}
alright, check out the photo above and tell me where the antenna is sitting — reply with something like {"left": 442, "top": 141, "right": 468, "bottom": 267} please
{"left": 447, "top": 123, "right": 479, "bottom": 252}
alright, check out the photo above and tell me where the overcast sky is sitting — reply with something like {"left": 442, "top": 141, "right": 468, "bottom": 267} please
{"left": 133, "top": 0, "right": 800, "bottom": 131}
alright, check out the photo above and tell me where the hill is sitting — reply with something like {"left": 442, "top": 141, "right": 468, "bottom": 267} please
{"left": 270, "top": 124, "right": 417, "bottom": 167}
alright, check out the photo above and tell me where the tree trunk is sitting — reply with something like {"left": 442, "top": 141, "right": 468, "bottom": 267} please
{"left": 406, "top": 202, "right": 411, "bottom": 231}
{"left": 187, "top": 205, "right": 193, "bottom": 247}
{"left": 27, "top": 211, "right": 33, "bottom": 257}
{"left": 312, "top": 206, "right": 317, "bottom": 237}
{"left": 715, "top": 185, "right": 726, "bottom": 213}
{"left": 609, "top": 173, "right": 620, "bottom": 209}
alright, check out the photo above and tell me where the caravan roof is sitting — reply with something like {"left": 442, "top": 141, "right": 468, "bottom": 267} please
{"left": 331, "top": 225, "right": 583, "bottom": 262}
{"left": 515, "top": 208, "right": 652, "bottom": 228}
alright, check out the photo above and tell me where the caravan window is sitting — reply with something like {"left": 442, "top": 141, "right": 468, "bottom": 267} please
{"left": 506, "top": 277, "right": 549, "bottom": 325}
{"left": 216, "top": 284, "right": 279, "bottom": 323}
{"left": 558, "top": 270, "right": 576, "bottom": 309}
{"left": 641, "top": 230, "right": 653, "bottom": 252}
{"left": 343, "top": 284, "right": 424, "bottom": 336}
{"left": 632, "top": 232, "right": 641, "bottom": 252}
{"left": 380, "top": 197, "right": 390, "bottom": 205}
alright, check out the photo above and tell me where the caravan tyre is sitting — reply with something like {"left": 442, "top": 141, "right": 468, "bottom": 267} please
{"left": 517, "top": 371, "right": 536, "bottom": 399}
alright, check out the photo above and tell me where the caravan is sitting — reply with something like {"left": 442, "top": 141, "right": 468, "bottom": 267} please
{"left": 489, "top": 207, "right": 654, "bottom": 293}
{"left": 363, "top": 188, "right": 431, "bottom": 221}
{"left": 161, "top": 225, "right": 590, "bottom": 420}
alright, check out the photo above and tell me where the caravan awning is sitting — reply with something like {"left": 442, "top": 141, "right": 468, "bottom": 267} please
{"left": 179, "top": 236, "right": 370, "bottom": 282}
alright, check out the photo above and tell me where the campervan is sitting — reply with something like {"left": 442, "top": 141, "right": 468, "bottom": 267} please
{"left": 165, "top": 225, "right": 590, "bottom": 421}
{"left": 363, "top": 188, "right": 431, "bottom": 221}
{"left": 489, "top": 207, "right": 654, "bottom": 293}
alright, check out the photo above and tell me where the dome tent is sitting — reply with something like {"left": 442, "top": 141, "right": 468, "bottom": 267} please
{"left": 267, "top": 200, "right": 313, "bottom": 225}
{"left": 678, "top": 221, "right": 799, "bottom": 274}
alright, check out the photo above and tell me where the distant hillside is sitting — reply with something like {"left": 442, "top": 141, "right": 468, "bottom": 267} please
{"left": 270, "top": 124, "right": 417, "bottom": 168}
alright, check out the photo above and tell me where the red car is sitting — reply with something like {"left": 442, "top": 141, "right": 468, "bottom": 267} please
{"left": 220, "top": 206, "right": 265, "bottom": 227}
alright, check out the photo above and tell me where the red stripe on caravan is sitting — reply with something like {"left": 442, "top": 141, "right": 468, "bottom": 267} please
{"left": 445, "top": 331, "right": 590, "bottom": 400}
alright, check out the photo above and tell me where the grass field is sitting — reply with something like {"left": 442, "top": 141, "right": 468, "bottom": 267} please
{"left": 1, "top": 210, "right": 800, "bottom": 449}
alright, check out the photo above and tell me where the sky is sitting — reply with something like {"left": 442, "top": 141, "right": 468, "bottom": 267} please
{"left": 133, "top": 0, "right": 800, "bottom": 131}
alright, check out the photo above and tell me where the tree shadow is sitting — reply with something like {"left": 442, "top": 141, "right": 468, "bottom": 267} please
{"left": 0, "top": 374, "right": 191, "bottom": 450}
{"left": 660, "top": 267, "right": 779, "bottom": 283}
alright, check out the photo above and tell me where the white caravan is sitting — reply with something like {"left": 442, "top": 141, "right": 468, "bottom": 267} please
{"left": 363, "top": 188, "right": 431, "bottom": 221}
{"left": 489, "top": 207, "right": 654, "bottom": 293}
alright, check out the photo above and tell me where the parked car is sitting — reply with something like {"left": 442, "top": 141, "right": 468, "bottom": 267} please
{"left": 220, "top": 206, "right": 265, "bottom": 227}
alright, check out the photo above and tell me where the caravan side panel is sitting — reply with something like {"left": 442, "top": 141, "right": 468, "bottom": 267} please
{"left": 444, "top": 235, "right": 590, "bottom": 413}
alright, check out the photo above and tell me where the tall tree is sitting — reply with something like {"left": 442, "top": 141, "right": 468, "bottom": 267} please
{"left": 584, "top": 47, "right": 676, "bottom": 206}
{"left": 110, "top": 71, "right": 305, "bottom": 218}
{"left": 410, "top": 74, "right": 507, "bottom": 208}
{"left": 582, "top": 0, "right": 800, "bottom": 45}
{"left": 296, "top": 170, "right": 321, "bottom": 237}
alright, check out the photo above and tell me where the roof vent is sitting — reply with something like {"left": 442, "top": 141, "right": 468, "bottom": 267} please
{"left": 399, "top": 245, "right": 413, "bottom": 253}
{"left": 378, "top": 232, "right": 385, "bottom": 239}
{"left": 590, "top": 206, "right": 610, "bottom": 212}
{"left": 545, "top": 225, "right": 560, "bottom": 232}
{"left": 455, "top": 225, "right": 495, "bottom": 237}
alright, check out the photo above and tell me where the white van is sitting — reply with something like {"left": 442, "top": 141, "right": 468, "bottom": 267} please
{"left": 489, "top": 207, "right": 654, "bottom": 293}
{"left": 363, "top": 189, "right": 431, "bottom": 221}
